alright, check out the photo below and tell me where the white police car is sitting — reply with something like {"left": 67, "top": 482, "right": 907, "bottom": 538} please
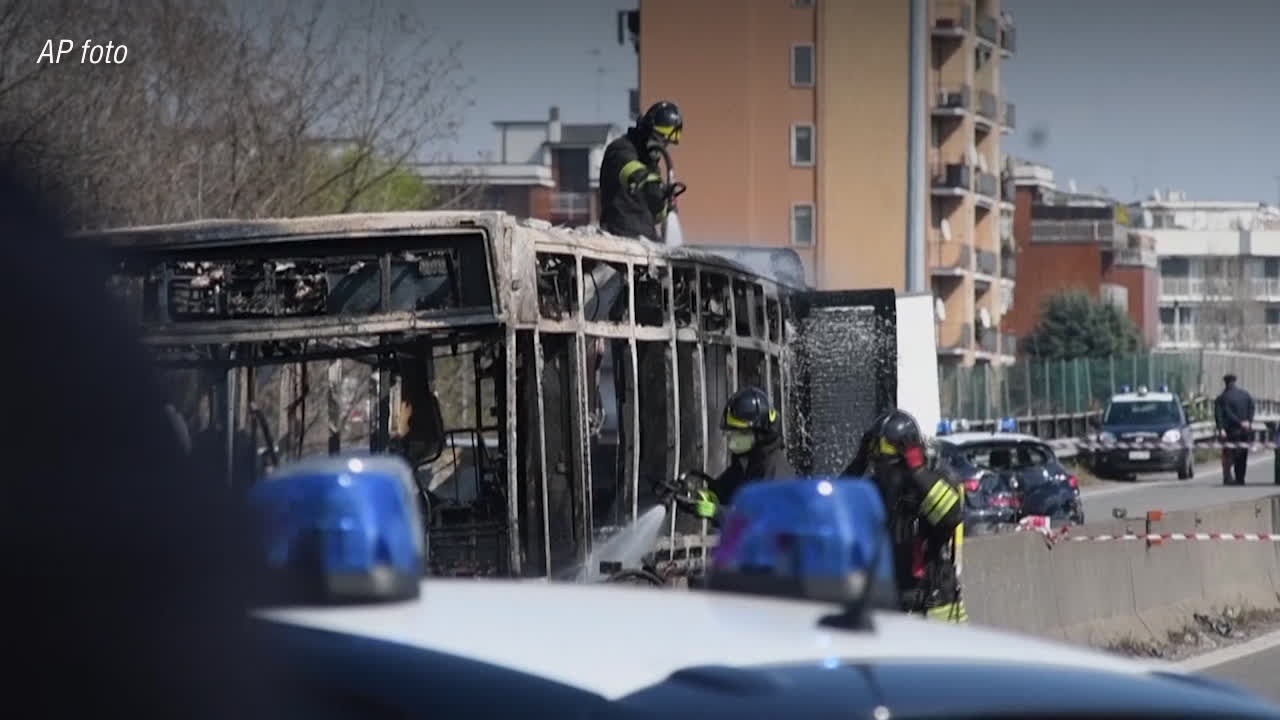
{"left": 247, "top": 455, "right": 1280, "bottom": 718}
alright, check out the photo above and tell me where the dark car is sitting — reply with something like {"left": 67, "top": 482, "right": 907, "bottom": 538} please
{"left": 938, "top": 432, "right": 1084, "bottom": 532}
{"left": 1093, "top": 387, "right": 1196, "bottom": 481}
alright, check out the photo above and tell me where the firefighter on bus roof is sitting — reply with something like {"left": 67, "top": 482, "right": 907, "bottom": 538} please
{"left": 845, "top": 408, "right": 968, "bottom": 623}
{"left": 598, "top": 100, "right": 683, "bottom": 242}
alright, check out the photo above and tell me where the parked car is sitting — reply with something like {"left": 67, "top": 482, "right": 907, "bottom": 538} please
{"left": 1092, "top": 385, "right": 1196, "bottom": 481}
{"left": 937, "top": 431, "right": 1084, "bottom": 532}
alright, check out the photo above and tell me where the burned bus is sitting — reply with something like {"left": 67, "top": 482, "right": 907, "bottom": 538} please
{"left": 93, "top": 212, "right": 897, "bottom": 583}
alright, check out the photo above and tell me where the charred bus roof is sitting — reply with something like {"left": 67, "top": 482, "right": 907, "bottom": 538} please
{"left": 85, "top": 211, "right": 809, "bottom": 348}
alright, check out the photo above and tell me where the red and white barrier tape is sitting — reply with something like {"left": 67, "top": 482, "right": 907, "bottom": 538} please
{"left": 1066, "top": 439, "right": 1274, "bottom": 451}
{"left": 1061, "top": 532, "right": 1280, "bottom": 542}
{"left": 1014, "top": 517, "right": 1280, "bottom": 545}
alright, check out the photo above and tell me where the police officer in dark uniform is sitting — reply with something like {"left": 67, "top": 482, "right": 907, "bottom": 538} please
{"left": 845, "top": 408, "right": 967, "bottom": 623}
{"left": 675, "top": 387, "right": 796, "bottom": 525}
{"left": 1215, "top": 373, "right": 1255, "bottom": 485}
{"left": 599, "top": 100, "right": 683, "bottom": 242}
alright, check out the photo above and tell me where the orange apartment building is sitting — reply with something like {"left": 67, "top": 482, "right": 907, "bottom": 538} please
{"left": 633, "top": 0, "right": 1018, "bottom": 369}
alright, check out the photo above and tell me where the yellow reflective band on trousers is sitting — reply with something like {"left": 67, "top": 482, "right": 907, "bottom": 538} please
{"left": 926, "top": 600, "right": 969, "bottom": 623}
{"left": 919, "top": 480, "right": 959, "bottom": 525}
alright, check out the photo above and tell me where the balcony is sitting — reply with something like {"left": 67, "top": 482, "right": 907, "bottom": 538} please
{"left": 1001, "top": 101, "right": 1016, "bottom": 131}
{"left": 551, "top": 191, "right": 592, "bottom": 221}
{"left": 1161, "top": 275, "right": 1280, "bottom": 299}
{"left": 1030, "top": 218, "right": 1128, "bottom": 245}
{"left": 938, "top": 322, "right": 973, "bottom": 353}
{"left": 1158, "top": 323, "right": 1198, "bottom": 346}
{"left": 933, "top": 85, "right": 971, "bottom": 115}
{"left": 1250, "top": 277, "right": 1280, "bottom": 297}
{"left": 999, "top": 216, "right": 1015, "bottom": 250}
{"left": 975, "top": 171, "right": 999, "bottom": 201}
{"left": 1001, "top": 332, "right": 1018, "bottom": 356}
{"left": 976, "top": 14, "right": 999, "bottom": 44}
{"left": 1000, "top": 251, "right": 1016, "bottom": 280}
{"left": 933, "top": 0, "right": 972, "bottom": 37}
{"left": 1107, "top": 247, "right": 1157, "bottom": 268}
{"left": 930, "top": 239, "right": 971, "bottom": 277}
{"left": 975, "top": 90, "right": 998, "bottom": 132}
{"left": 977, "top": 326, "right": 998, "bottom": 353}
{"left": 999, "top": 173, "right": 1015, "bottom": 202}
{"left": 975, "top": 248, "right": 998, "bottom": 277}
{"left": 1160, "top": 277, "right": 1198, "bottom": 298}
{"left": 932, "top": 163, "right": 971, "bottom": 195}
{"left": 1000, "top": 22, "right": 1016, "bottom": 56}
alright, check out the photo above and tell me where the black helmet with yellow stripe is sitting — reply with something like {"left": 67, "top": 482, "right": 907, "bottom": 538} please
{"left": 721, "top": 387, "right": 779, "bottom": 442}
{"left": 867, "top": 409, "right": 924, "bottom": 467}
{"left": 639, "top": 100, "right": 682, "bottom": 146}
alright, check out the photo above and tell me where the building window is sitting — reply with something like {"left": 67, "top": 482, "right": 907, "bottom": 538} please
{"left": 791, "top": 124, "right": 815, "bottom": 166}
{"left": 1160, "top": 257, "right": 1189, "bottom": 276}
{"left": 791, "top": 44, "right": 815, "bottom": 87}
{"left": 792, "top": 204, "right": 815, "bottom": 247}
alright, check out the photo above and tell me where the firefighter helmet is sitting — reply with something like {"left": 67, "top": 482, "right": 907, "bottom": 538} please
{"left": 867, "top": 408, "right": 924, "bottom": 465}
{"left": 721, "top": 387, "right": 780, "bottom": 438}
{"left": 638, "top": 100, "right": 682, "bottom": 145}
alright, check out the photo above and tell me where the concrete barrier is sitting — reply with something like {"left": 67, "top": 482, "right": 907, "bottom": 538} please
{"left": 965, "top": 494, "right": 1280, "bottom": 647}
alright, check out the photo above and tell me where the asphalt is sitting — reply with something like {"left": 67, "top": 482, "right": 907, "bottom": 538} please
{"left": 1206, "top": 644, "right": 1280, "bottom": 704}
{"left": 1180, "top": 629, "right": 1280, "bottom": 705}
{"left": 1080, "top": 451, "right": 1280, "bottom": 521}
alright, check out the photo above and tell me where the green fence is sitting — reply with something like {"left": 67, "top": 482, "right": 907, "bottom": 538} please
{"left": 939, "top": 352, "right": 1208, "bottom": 421}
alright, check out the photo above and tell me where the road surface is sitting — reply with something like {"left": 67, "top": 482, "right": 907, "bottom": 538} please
{"left": 1081, "top": 451, "right": 1280, "bottom": 521}
{"left": 1180, "top": 629, "right": 1280, "bottom": 704}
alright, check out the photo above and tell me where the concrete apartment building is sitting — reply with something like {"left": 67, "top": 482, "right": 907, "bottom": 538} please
{"left": 1007, "top": 162, "right": 1160, "bottom": 348}
{"left": 632, "top": 0, "right": 1017, "bottom": 368}
{"left": 1137, "top": 193, "right": 1280, "bottom": 351}
{"left": 418, "top": 108, "right": 621, "bottom": 227}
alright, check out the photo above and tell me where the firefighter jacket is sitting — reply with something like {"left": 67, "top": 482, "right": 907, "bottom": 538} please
{"left": 704, "top": 437, "right": 796, "bottom": 525}
{"left": 598, "top": 128, "right": 669, "bottom": 241}
{"left": 844, "top": 436, "right": 967, "bottom": 622}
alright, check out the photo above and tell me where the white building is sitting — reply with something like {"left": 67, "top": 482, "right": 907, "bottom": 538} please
{"left": 1137, "top": 190, "right": 1280, "bottom": 351}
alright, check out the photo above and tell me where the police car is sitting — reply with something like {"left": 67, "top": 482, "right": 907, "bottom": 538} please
{"left": 1093, "top": 385, "right": 1197, "bottom": 481}
{"left": 936, "top": 419, "right": 1084, "bottom": 530}
{"left": 247, "top": 454, "right": 1280, "bottom": 718}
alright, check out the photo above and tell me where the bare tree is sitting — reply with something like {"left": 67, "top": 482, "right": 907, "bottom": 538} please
{"left": 1195, "top": 257, "right": 1263, "bottom": 350}
{"left": 0, "top": 0, "right": 474, "bottom": 227}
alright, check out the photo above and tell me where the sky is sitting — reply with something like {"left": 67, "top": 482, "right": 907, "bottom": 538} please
{"left": 427, "top": 0, "right": 639, "bottom": 162}
{"left": 427, "top": 0, "right": 1278, "bottom": 203}
{"left": 1003, "top": 0, "right": 1280, "bottom": 204}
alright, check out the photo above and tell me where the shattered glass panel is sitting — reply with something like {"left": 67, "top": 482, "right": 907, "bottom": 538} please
{"left": 788, "top": 305, "right": 896, "bottom": 477}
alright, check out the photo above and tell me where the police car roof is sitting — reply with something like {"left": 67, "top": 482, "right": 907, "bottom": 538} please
{"left": 258, "top": 579, "right": 1172, "bottom": 701}
{"left": 939, "top": 431, "right": 1046, "bottom": 446}
{"left": 1110, "top": 392, "right": 1177, "bottom": 403}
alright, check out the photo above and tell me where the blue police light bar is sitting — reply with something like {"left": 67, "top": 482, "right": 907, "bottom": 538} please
{"left": 707, "top": 477, "right": 896, "bottom": 613}
{"left": 1119, "top": 384, "right": 1132, "bottom": 394}
{"left": 249, "top": 454, "right": 425, "bottom": 604}
{"left": 998, "top": 417, "right": 1018, "bottom": 433}
{"left": 937, "top": 419, "right": 954, "bottom": 436}
{"left": 1159, "top": 384, "right": 1170, "bottom": 393}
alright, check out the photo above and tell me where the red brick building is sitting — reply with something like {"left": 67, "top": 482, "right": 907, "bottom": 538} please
{"left": 1008, "top": 162, "right": 1159, "bottom": 348}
